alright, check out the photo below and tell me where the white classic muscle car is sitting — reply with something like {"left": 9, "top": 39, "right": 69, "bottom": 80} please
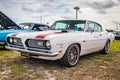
{"left": 6, "top": 20, "right": 113, "bottom": 67}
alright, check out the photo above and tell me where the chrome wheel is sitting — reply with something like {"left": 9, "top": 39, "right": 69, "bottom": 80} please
{"left": 100, "top": 41, "right": 110, "bottom": 54}
{"left": 105, "top": 41, "right": 110, "bottom": 53}
{"left": 59, "top": 44, "right": 80, "bottom": 67}
{"left": 67, "top": 46, "right": 79, "bottom": 66}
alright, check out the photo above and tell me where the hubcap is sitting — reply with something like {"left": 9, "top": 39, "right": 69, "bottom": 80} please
{"left": 68, "top": 46, "right": 79, "bottom": 65}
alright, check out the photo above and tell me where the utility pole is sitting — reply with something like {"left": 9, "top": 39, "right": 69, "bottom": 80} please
{"left": 119, "top": 24, "right": 120, "bottom": 31}
{"left": 119, "top": 24, "right": 120, "bottom": 27}
{"left": 40, "top": 16, "right": 42, "bottom": 24}
{"left": 74, "top": 6, "right": 80, "bottom": 19}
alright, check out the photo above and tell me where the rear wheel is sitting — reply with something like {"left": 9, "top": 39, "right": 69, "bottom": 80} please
{"left": 100, "top": 41, "right": 110, "bottom": 54}
{"left": 59, "top": 44, "right": 80, "bottom": 67}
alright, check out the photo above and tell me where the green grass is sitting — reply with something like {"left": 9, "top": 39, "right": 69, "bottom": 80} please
{"left": 110, "top": 41, "right": 120, "bottom": 52}
{"left": 11, "top": 64, "right": 25, "bottom": 73}
{"left": 0, "top": 41, "right": 120, "bottom": 80}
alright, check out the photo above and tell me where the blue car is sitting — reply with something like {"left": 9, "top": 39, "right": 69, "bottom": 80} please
{"left": 0, "top": 11, "right": 49, "bottom": 46}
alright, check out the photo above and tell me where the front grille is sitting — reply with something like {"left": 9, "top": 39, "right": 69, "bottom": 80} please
{"left": 26, "top": 39, "right": 46, "bottom": 49}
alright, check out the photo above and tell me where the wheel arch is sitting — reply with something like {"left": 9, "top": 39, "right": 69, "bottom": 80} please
{"left": 75, "top": 43, "right": 81, "bottom": 52}
{"left": 67, "top": 43, "right": 81, "bottom": 54}
{"left": 107, "top": 39, "right": 111, "bottom": 43}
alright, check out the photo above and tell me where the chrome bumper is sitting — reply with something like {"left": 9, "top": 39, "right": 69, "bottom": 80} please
{"left": 5, "top": 46, "right": 60, "bottom": 60}
{"left": 0, "top": 42, "right": 5, "bottom": 46}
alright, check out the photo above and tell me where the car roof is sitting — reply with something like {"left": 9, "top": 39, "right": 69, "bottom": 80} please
{"left": 19, "top": 23, "right": 48, "bottom": 26}
{"left": 56, "top": 20, "right": 101, "bottom": 26}
{"left": 56, "top": 20, "right": 87, "bottom": 22}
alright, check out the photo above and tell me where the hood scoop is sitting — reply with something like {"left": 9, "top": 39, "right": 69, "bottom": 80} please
{"left": 61, "top": 30, "right": 68, "bottom": 32}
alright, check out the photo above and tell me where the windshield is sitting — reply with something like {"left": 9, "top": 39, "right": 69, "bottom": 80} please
{"left": 50, "top": 21, "right": 86, "bottom": 31}
{"left": 19, "top": 23, "right": 33, "bottom": 30}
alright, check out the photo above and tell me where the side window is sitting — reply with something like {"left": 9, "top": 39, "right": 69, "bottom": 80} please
{"left": 94, "top": 24, "right": 102, "bottom": 32}
{"left": 87, "top": 22, "right": 102, "bottom": 32}
{"left": 32, "top": 24, "right": 41, "bottom": 31}
{"left": 33, "top": 25, "right": 49, "bottom": 31}
{"left": 75, "top": 23, "right": 85, "bottom": 31}
{"left": 87, "top": 22, "right": 95, "bottom": 32}
{"left": 39, "top": 26, "right": 49, "bottom": 31}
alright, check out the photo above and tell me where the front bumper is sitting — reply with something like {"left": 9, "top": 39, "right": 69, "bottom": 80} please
{"left": 5, "top": 46, "right": 62, "bottom": 60}
{"left": 0, "top": 42, "right": 5, "bottom": 46}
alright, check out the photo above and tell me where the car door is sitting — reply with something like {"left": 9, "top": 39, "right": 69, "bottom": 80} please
{"left": 85, "top": 21, "right": 103, "bottom": 54}
{"left": 94, "top": 23, "right": 107, "bottom": 50}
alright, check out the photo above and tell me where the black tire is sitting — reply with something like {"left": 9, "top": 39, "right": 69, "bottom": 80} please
{"left": 100, "top": 41, "right": 110, "bottom": 54}
{"left": 1, "top": 46, "right": 6, "bottom": 50}
{"left": 59, "top": 44, "right": 80, "bottom": 67}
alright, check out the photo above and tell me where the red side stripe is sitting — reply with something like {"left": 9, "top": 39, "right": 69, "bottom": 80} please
{"left": 11, "top": 33, "right": 18, "bottom": 37}
{"left": 36, "top": 32, "right": 66, "bottom": 39}
{"left": 36, "top": 33, "right": 54, "bottom": 38}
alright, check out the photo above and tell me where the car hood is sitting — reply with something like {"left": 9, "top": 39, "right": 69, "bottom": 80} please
{"left": 0, "top": 11, "right": 21, "bottom": 29}
{"left": 11, "top": 30, "right": 85, "bottom": 40}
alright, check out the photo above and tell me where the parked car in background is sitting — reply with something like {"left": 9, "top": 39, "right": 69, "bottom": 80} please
{"left": 114, "top": 31, "right": 120, "bottom": 40}
{"left": 106, "top": 29, "right": 115, "bottom": 41}
{"left": 19, "top": 23, "right": 49, "bottom": 31}
{"left": 0, "top": 23, "right": 49, "bottom": 46}
{"left": 6, "top": 20, "right": 113, "bottom": 67}
{"left": 0, "top": 11, "right": 49, "bottom": 47}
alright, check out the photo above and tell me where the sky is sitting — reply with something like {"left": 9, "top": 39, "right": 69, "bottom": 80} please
{"left": 0, "top": 0, "right": 120, "bottom": 29}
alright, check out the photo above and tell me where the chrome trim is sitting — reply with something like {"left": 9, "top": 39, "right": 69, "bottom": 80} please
{"left": 27, "top": 47, "right": 51, "bottom": 53}
{"left": 5, "top": 46, "right": 59, "bottom": 57}
{"left": 0, "top": 42, "right": 5, "bottom": 46}
{"left": 9, "top": 45, "right": 25, "bottom": 49}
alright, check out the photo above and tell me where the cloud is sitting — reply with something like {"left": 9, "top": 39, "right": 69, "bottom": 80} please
{"left": 79, "top": 0, "right": 118, "bottom": 14}
{"left": 0, "top": 0, "right": 119, "bottom": 29}
{"left": 118, "top": 0, "right": 120, "bottom": 3}
{"left": 96, "top": 10, "right": 107, "bottom": 14}
{"left": 22, "top": 4, "right": 44, "bottom": 13}
{"left": 91, "top": 1, "right": 117, "bottom": 9}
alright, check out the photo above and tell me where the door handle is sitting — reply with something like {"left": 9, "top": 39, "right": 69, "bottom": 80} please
{"left": 99, "top": 34, "right": 102, "bottom": 36}
{"left": 83, "top": 40, "right": 86, "bottom": 42}
{"left": 94, "top": 36, "right": 99, "bottom": 38}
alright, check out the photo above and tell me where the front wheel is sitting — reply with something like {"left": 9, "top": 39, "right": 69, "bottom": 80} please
{"left": 59, "top": 44, "right": 80, "bottom": 67}
{"left": 100, "top": 41, "right": 110, "bottom": 54}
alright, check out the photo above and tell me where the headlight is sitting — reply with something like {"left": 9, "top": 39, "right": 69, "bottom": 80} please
{"left": 13, "top": 38, "right": 17, "bottom": 43}
{"left": 45, "top": 41, "right": 51, "bottom": 49}
{"left": 37, "top": 41, "right": 44, "bottom": 46}
{"left": 7, "top": 37, "right": 23, "bottom": 46}
{"left": 7, "top": 37, "right": 13, "bottom": 44}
